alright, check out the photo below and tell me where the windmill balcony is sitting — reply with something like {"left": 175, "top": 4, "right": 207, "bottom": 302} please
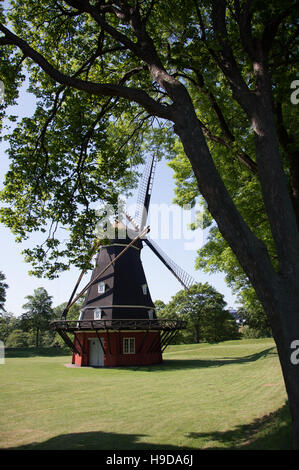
{"left": 50, "top": 318, "right": 187, "bottom": 332}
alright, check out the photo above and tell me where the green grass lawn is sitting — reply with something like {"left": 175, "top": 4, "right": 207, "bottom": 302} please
{"left": 0, "top": 339, "right": 292, "bottom": 450}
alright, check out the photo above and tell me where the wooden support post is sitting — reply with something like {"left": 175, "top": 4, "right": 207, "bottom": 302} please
{"left": 157, "top": 330, "right": 168, "bottom": 352}
{"left": 57, "top": 329, "right": 80, "bottom": 355}
{"left": 138, "top": 330, "right": 149, "bottom": 353}
{"left": 146, "top": 331, "right": 160, "bottom": 353}
{"left": 162, "top": 330, "right": 179, "bottom": 352}
{"left": 75, "top": 333, "right": 84, "bottom": 355}
{"left": 118, "top": 330, "right": 122, "bottom": 354}
{"left": 95, "top": 330, "right": 106, "bottom": 355}
{"left": 147, "top": 332, "right": 161, "bottom": 353}
{"left": 160, "top": 330, "right": 174, "bottom": 351}
{"left": 106, "top": 328, "right": 112, "bottom": 355}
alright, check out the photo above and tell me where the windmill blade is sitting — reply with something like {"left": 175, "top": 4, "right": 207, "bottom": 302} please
{"left": 135, "top": 155, "right": 157, "bottom": 230}
{"left": 144, "top": 237, "right": 195, "bottom": 290}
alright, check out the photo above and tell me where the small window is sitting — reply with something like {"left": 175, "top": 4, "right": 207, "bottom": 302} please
{"left": 142, "top": 284, "right": 147, "bottom": 295}
{"left": 148, "top": 309, "right": 154, "bottom": 320}
{"left": 94, "top": 308, "right": 102, "bottom": 320}
{"left": 123, "top": 338, "right": 135, "bottom": 354}
{"left": 98, "top": 282, "right": 105, "bottom": 294}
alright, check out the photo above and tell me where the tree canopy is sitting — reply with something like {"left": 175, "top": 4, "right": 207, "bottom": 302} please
{"left": 157, "top": 282, "right": 239, "bottom": 343}
{"left": 0, "top": 1, "right": 296, "bottom": 282}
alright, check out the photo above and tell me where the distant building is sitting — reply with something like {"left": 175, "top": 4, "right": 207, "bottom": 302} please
{"left": 228, "top": 307, "right": 246, "bottom": 326}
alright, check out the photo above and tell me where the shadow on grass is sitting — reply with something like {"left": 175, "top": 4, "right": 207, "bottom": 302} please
{"left": 6, "top": 403, "right": 292, "bottom": 451}
{"left": 5, "top": 347, "right": 70, "bottom": 358}
{"left": 4, "top": 346, "right": 276, "bottom": 369}
{"left": 6, "top": 431, "right": 194, "bottom": 451}
{"left": 187, "top": 402, "right": 293, "bottom": 450}
{"left": 123, "top": 347, "right": 277, "bottom": 372}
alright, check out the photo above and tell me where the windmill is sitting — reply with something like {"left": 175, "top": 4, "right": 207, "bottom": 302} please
{"left": 51, "top": 156, "right": 194, "bottom": 367}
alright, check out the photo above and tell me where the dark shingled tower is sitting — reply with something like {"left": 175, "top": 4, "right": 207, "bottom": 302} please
{"left": 80, "top": 226, "right": 156, "bottom": 322}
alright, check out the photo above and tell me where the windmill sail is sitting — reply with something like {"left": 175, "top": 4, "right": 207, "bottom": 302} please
{"left": 144, "top": 237, "right": 195, "bottom": 290}
{"left": 135, "top": 155, "right": 157, "bottom": 230}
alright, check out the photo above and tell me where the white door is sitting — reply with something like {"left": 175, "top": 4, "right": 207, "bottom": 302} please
{"left": 89, "top": 338, "right": 104, "bottom": 367}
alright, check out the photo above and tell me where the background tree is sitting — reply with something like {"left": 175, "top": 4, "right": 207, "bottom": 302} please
{"left": 21, "top": 287, "right": 53, "bottom": 348}
{"left": 154, "top": 300, "right": 166, "bottom": 316}
{"left": 0, "top": 0, "right": 298, "bottom": 446}
{"left": 5, "top": 329, "right": 32, "bottom": 348}
{"left": 160, "top": 283, "right": 239, "bottom": 344}
{"left": 0, "top": 311, "right": 20, "bottom": 344}
{"left": 0, "top": 271, "right": 8, "bottom": 313}
{"left": 237, "top": 290, "right": 272, "bottom": 338}
{"left": 155, "top": 299, "right": 185, "bottom": 345}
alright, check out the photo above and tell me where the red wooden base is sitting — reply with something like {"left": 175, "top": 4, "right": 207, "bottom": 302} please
{"left": 72, "top": 330, "right": 162, "bottom": 367}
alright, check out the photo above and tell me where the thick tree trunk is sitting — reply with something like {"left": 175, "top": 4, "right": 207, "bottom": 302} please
{"left": 256, "top": 280, "right": 299, "bottom": 450}
{"left": 174, "top": 106, "right": 299, "bottom": 449}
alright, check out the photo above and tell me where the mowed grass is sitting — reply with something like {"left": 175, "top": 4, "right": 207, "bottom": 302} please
{"left": 0, "top": 339, "right": 292, "bottom": 450}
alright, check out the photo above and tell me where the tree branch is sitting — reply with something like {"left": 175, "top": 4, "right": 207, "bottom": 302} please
{"left": 211, "top": 0, "right": 256, "bottom": 118}
{"left": 0, "top": 22, "right": 173, "bottom": 120}
{"left": 175, "top": 71, "right": 257, "bottom": 174}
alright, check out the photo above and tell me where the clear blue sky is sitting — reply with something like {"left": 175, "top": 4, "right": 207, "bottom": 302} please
{"left": 0, "top": 80, "right": 238, "bottom": 316}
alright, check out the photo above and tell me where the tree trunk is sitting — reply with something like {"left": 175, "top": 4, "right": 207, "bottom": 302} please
{"left": 194, "top": 323, "right": 200, "bottom": 344}
{"left": 36, "top": 327, "right": 39, "bottom": 348}
{"left": 173, "top": 107, "right": 299, "bottom": 449}
{"left": 257, "top": 280, "right": 299, "bottom": 450}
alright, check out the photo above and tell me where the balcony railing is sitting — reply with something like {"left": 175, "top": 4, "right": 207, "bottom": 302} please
{"left": 50, "top": 318, "right": 187, "bottom": 332}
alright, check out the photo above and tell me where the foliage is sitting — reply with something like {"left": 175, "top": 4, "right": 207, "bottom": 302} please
{"left": 237, "top": 303, "right": 270, "bottom": 332}
{"left": 0, "top": 271, "right": 8, "bottom": 312}
{"left": 0, "top": 311, "right": 20, "bottom": 343}
{"left": 241, "top": 326, "right": 272, "bottom": 340}
{"left": 0, "top": 299, "right": 81, "bottom": 348}
{"left": 0, "top": 1, "right": 297, "bottom": 296}
{"left": 21, "top": 287, "right": 54, "bottom": 347}
{"left": 153, "top": 299, "right": 166, "bottom": 315}
{"left": 5, "top": 329, "right": 32, "bottom": 347}
{"left": 156, "top": 283, "right": 240, "bottom": 344}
